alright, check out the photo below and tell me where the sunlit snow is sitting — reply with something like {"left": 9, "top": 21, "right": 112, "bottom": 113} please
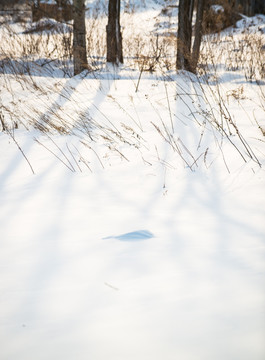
{"left": 0, "top": 2, "right": 265, "bottom": 360}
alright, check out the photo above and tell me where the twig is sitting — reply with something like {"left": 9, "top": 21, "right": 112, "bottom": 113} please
{"left": 34, "top": 138, "right": 74, "bottom": 172}
{"left": 8, "top": 131, "right": 35, "bottom": 175}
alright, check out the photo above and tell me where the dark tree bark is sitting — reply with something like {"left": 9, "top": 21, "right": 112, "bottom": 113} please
{"left": 176, "top": 0, "right": 194, "bottom": 71}
{"left": 177, "top": 0, "right": 205, "bottom": 74}
{"left": 73, "top": 0, "right": 89, "bottom": 75}
{"left": 256, "top": 0, "right": 265, "bottom": 14}
{"left": 249, "top": 0, "right": 255, "bottom": 16}
{"left": 106, "top": 0, "right": 123, "bottom": 64}
{"left": 191, "top": 0, "right": 205, "bottom": 73}
{"left": 189, "top": 0, "right": 195, "bottom": 23}
{"left": 235, "top": 0, "right": 256, "bottom": 15}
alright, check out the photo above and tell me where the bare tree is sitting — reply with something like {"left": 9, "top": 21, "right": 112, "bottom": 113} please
{"left": 73, "top": 0, "right": 89, "bottom": 75}
{"left": 106, "top": 0, "right": 123, "bottom": 64}
{"left": 191, "top": 0, "right": 205, "bottom": 72}
{"left": 176, "top": 0, "right": 194, "bottom": 71}
{"left": 176, "top": 0, "right": 205, "bottom": 73}
{"left": 255, "top": 0, "right": 265, "bottom": 14}
{"left": 234, "top": 0, "right": 257, "bottom": 15}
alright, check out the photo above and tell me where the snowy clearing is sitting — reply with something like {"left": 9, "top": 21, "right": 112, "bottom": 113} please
{"left": 0, "top": 1, "right": 265, "bottom": 360}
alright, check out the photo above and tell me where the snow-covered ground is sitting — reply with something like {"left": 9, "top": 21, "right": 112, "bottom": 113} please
{"left": 0, "top": 2, "right": 265, "bottom": 360}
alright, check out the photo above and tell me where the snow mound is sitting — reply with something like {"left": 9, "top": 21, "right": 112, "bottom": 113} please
{"left": 103, "top": 230, "right": 154, "bottom": 241}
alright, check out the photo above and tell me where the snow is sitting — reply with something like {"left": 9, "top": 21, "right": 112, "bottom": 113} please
{"left": 211, "top": 5, "right": 224, "bottom": 14}
{"left": 103, "top": 230, "right": 154, "bottom": 240}
{"left": 0, "top": 2, "right": 265, "bottom": 360}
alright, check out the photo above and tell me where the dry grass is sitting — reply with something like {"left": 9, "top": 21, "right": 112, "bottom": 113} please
{"left": 0, "top": 8, "right": 264, "bottom": 172}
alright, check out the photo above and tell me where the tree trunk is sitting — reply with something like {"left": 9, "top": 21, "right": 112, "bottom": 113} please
{"left": 255, "top": 0, "right": 265, "bottom": 14}
{"left": 106, "top": 0, "right": 123, "bottom": 64}
{"left": 177, "top": 0, "right": 205, "bottom": 73}
{"left": 73, "top": 0, "right": 89, "bottom": 75}
{"left": 176, "top": 0, "right": 194, "bottom": 71}
{"left": 249, "top": 0, "right": 255, "bottom": 16}
{"left": 241, "top": 0, "right": 255, "bottom": 16}
{"left": 189, "top": 0, "right": 195, "bottom": 23}
{"left": 191, "top": 0, "right": 205, "bottom": 73}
